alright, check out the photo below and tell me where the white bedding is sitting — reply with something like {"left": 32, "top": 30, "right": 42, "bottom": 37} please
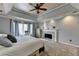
{"left": 0, "top": 36, "right": 44, "bottom": 56}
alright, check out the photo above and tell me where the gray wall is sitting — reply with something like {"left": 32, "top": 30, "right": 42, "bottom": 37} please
{"left": 0, "top": 17, "right": 10, "bottom": 34}
{"left": 38, "top": 15, "right": 79, "bottom": 46}
{"left": 58, "top": 15, "right": 79, "bottom": 46}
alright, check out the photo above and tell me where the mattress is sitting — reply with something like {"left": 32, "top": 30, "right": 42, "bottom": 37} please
{"left": 0, "top": 36, "right": 44, "bottom": 56}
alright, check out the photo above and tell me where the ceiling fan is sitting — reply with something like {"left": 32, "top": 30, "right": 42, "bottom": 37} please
{"left": 29, "top": 3, "right": 47, "bottom": 14}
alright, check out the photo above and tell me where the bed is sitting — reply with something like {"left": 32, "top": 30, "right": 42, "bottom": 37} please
{"left": 0, "top": 35, "right": 44, "bottom": 56}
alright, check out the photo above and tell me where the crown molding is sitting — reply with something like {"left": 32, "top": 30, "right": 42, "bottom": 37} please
{"left": 38, "top": 3, "right": 78, "bottom": 21}
{"left": 7, "top": 7, "right": 37, "bottom": 21}
{"left": 38, "top": 3, "right": 67, "bottom": 17}
{"left": 12, "top": 7, "right": 37, "bottom": 18}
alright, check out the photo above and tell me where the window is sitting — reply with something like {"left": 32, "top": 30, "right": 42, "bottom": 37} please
{"left": 30, "top": 24, "right": 33, "bottom": 35}
{"left": 18, "top": 23, "right": 29, "bottom": 35}
{"left": 11, "top": 20, "right": 34, "bottom": 36}
{"left": 19, "top": 23, "right": 23, "bottom": 35}
{"left": 24, "top": 24, "right": 28, "bottom": 33}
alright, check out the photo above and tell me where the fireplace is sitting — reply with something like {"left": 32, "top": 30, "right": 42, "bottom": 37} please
{"left": 42, "top": 30, "right": 58, "bottom": 41}
{"left": 45, "top": 34, "right": 52, "bottom": 39}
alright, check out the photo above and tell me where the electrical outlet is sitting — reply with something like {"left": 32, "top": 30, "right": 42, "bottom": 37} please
{"left": 69, "top": 39, "right": 72, "bottom": 42}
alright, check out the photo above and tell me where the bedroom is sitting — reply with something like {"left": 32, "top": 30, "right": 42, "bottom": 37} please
{"left": 0, "top": 3, "right": 79, "bottom": 56}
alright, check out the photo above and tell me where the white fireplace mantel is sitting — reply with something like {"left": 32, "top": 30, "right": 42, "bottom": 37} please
{"left": 42, "top": 29, "right": 59, "bottom": 42}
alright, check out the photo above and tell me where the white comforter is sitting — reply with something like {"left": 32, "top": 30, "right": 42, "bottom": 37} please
{"left": 0, "top": 36, "right": 44, "bottom": 56}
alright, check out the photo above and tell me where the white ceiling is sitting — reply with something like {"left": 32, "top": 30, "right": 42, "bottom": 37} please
{"left": 1, "top": 3, "right": 79, "bottom": 22}
{"left": 14, "top": 3, "right": 64, "bottom": 15}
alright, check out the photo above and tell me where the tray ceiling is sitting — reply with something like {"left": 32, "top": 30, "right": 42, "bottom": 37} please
{"left": 14, "top": 3, "right": 64, "bottom": 15}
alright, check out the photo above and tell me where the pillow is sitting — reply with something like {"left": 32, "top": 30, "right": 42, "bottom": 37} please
{"left": 7, "top": 35, "right": 17, "bottom": 43}
{"left": 0, "top": 37, "right": 13, "bottom": 47}
{"left": 0, "top": 34, "right": 7, "bottom": 37}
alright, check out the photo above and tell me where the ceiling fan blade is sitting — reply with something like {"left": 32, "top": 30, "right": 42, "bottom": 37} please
{"left": 39, "top": 8, "right": 47, "bottom": 11}
{"left": 30, "top": 9, "right": 36, "bottom": 11}
{"left": 37, "top": 10, "right": 39, "bottom": 14}
{"left": 39, "top": 3, "right": 44, "bottom": 7}
{"left": 29, "top": 3, "right": 36, "bottom": 7}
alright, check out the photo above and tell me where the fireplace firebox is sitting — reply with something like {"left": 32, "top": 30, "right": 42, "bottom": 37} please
{"left": 45, "top": 34, "right": 52, "bottom": 39}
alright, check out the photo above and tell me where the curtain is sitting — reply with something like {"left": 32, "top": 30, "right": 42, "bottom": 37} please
{"left": 28, "top": 23, "right": 30, "bottom": 34}
{"left": 15, "top": 21, "right": 19, "bottom": 36}
{"left": 32, "top": 23, "right": 36, "bottom": 37}
{"left": 10, "top": 19, "right": 15, "bottom": 36}
{"left": 10, "top": 20, "right": 19, "bottom": 36}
